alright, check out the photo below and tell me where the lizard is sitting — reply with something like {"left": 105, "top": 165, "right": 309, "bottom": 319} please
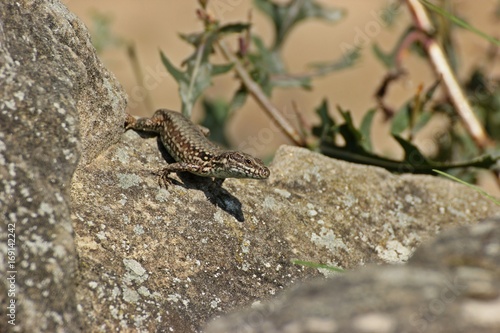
{"left": 124, "top": 109, "right": 270, "bottom": 187}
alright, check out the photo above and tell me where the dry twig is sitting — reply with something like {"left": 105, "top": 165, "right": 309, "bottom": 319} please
{"left": 405, "top": 0, "right": 492, "bottom": 149}
{"left": 216, "top": 40, "right": 306, "bottom": 146}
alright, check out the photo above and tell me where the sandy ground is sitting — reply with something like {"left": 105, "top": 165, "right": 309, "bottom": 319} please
{"left": 66, "top": 0, "right": 500, "bottom": 195}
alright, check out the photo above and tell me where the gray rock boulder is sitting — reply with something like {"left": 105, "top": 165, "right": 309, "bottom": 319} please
{"left": 205, "top": 217, "right": 500, "bottom": 333}
{"left": 0, "top": 1, "right": 126, "bottom": 332}
{"left": 72, "top": 136, "right": 500, "bottom": 332}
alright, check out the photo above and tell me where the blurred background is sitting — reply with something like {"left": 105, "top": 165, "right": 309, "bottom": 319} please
{"left": 66, "top": 0, "right": 499, "bottom": 194}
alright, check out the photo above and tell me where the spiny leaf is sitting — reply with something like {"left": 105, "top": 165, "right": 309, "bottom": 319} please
{"left": 308, "top": 48, "right": 360, "bottom": 75}
{"left": 250, "top": 35, "right": 286, "bottom": 74}
{"left": 247, "top": 36, "right": 276, "bottom": 95}
{"left": 179, "top": 24, "right": 249, "bottom": 48}
{"left": 271, "top": 74, "right": 312, "bottom": 90}
{"left": 314, "top": 105, "right": 499, "bottom": 174}
{"left": 178, "top": 32, "right": 203, "bottom": 46}
{"left": 161, "top": 22, "right": 248, "bottom": 116}
{"left": 380, "top": 2, "right": 401, "bottom": 26}
{"left": 411, "top": 110, "right": 433, "bottom": 137}
{"left": 179, "top": 62, "right": 213, "bottom": 116}
{"left": 217, "top": 23, "right": 251, "bottom": 34}
{"left": 211, "top": 63, "right": 234, "bottom": 76}
{"left": 253, "top": 31, "right": 349, "bottom": 90}
{"left": 337, "top": 106, "right": 365, "bottom": 152}
{"left": 390, "top": 95, "right": 415, "bottom": 136}
{"left": 253, "top": 0, "right": 345, "bottom": 50}
{"left": 372, "top": 27, "right": 421, "bottom": 69}
{"left": 311, "top": 99, "right": 336, "bottom": 144}
{"left": 359, "top": 108, "right": 376, "bottom": 151}
{"left": 320, "top": 139, "right": 499, "bottom": 174}
{"left": 393, "top": 135, "right": 430, "bottom": 165}
{"left": 372, "top": 43, "right": 394, "bottom": 69}
{"left": 160, "top": 50, "right": 186, "bottom": 83}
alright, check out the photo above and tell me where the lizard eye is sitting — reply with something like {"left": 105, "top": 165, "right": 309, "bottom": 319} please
{"left": 245, "top": 158, "right": 252, "bottom": 165}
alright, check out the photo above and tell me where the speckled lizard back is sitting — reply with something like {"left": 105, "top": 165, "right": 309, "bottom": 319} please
{"left": 154, "top": 110, "right": 223, "bottom": 164}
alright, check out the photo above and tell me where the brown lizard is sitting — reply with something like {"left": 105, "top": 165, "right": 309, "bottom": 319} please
{"left": 125, "top": 109, "right": 270, "bottom": 186}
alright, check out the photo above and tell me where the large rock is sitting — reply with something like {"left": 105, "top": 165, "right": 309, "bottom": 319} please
{"left": 205, "top": 217, "right": 500, "bottom": 333}
{"left": 0, "top": 1, "right": 126, "bottom": 332}
{"left": 72, "top": 135, "right": 500, "bottom": 332}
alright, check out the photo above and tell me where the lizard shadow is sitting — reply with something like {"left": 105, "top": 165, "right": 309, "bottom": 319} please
{"left": 155, "top": 138, "right": 246, "bottom": 222}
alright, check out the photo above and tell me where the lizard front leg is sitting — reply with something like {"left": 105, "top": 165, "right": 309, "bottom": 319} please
{"left": 155, "top": 162, "right": 211, "bottom": 187}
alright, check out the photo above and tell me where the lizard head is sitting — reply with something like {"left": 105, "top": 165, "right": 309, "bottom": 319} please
{"left": 212, "top": 151, "right": 270, "bottom": 179}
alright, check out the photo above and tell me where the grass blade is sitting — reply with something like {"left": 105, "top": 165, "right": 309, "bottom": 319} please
{"left": 433, "top": 169, "right": 500, "bottom": 206}
{"left": 292, "top": 259, "right": 345, "bottom": 273}
{"left": 420, "top": 0, "right": 500, "bottom": 46}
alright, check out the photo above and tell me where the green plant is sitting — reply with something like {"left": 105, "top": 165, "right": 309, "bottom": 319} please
{"left": 91, "top": 0, "right": 500, "bottom": 188}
